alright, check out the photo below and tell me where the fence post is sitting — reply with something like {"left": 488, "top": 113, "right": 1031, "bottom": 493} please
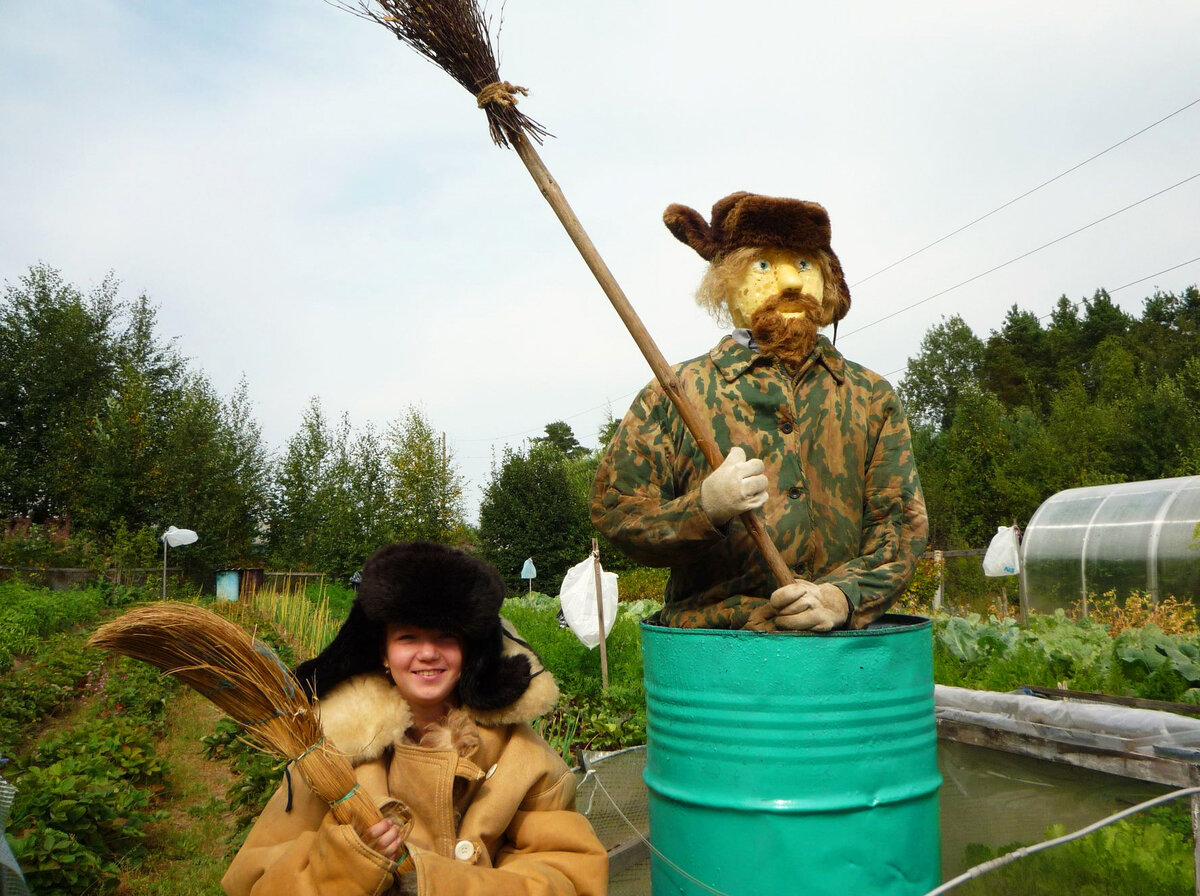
{"left": 591, "top": 539, "right": 609, "bottom": 692}
{"left": 932, "top": 550, "right": 944, "bottom": 613}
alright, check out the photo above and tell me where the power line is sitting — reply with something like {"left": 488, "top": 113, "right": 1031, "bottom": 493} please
{"left": 850, "top": 96, "right": 1200, "bottom": 289}
{"left": 840, "top": 170, "right": 1200, "bottom": 341}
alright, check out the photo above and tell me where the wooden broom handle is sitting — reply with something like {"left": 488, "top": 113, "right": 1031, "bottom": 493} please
{"left": 511, "top": 133, "right": 794, "bottom": 590}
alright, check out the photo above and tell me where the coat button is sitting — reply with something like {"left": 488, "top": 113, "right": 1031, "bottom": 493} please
{"left": 780, "top": 421, "right": 794, "bottom": 434}
{"left": 787, "top": 486, "right": 803, "bottom": 500}
{"left": 454, "top": 840, "right": 476, "bottom": 862}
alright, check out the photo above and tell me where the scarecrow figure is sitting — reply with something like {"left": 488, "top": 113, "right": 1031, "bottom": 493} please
{"left": 590, "top": 192, "right": 927, "bottom": 631}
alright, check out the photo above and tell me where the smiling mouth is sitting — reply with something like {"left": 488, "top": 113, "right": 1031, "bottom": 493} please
{"left": 413, "top": 670, "right": 444, "bottom": 679}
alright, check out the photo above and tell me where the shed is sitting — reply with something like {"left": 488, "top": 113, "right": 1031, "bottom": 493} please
{"left": 214, "top": 567, "right": 264, "bottom": 602}
{"left": 1020, "top": 476, "right": 1200, "bottom": 613}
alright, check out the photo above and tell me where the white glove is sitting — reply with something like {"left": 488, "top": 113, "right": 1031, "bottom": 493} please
{"left": 699, "top": 447, "right": 768, "bottom": 527}
{"left": 771, "top": 581, "right": 850, "bottom": 632}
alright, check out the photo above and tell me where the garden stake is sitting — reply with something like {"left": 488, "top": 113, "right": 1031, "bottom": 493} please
{"left": 89, "top": 603, "right": 383, "bottom": 834}
{"left": 333, "top": 0, "right": 794, "bottom": 590}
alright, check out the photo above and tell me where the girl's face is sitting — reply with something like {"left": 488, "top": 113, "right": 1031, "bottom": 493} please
{"left": 382, "top": 623, "right": 463, "bottom": 715}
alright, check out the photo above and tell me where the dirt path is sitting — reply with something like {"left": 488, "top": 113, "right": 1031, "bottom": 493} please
{"left": 117, "top": 689, "right": 240, "bottom": 895}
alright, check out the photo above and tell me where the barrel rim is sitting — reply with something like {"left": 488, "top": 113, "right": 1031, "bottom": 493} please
{"left": 639, "top": 611, "right": 932, "bottom": 637}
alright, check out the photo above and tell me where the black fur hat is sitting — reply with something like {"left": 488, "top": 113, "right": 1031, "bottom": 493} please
{"left": 294, "top": 542, "right": 534, "bottom": 711}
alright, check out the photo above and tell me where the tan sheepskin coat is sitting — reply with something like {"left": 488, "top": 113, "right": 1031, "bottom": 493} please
{"left": 222, "top": 623, "right": 608, "bottom": 896}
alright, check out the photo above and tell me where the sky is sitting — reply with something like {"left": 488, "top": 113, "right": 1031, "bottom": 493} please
{"left": 3, "top": 1, "right": 1199, "bottom": 524}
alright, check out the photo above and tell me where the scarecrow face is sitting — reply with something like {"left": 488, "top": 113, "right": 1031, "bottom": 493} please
{"left": 728, "top": 249, "right": 826, "bottom": 329}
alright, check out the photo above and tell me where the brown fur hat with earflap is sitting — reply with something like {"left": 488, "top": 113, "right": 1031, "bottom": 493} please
{"left": 664, "top": 191, "right": 852, "bottom": 324}
{"left": 294, "top": 541, "right": 540, "bottom": 712}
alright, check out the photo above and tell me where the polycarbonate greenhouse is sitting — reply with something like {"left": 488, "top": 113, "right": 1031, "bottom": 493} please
{"left": 1020, "top": 476, "right": 1200, "bottom": 614}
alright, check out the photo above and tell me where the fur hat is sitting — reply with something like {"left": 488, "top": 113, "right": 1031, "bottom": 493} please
{"left": 664, "top": 192, "right": 851, "bottom": 322}
{"left": 294, "top": 542, "right": 535, "bottom": 712}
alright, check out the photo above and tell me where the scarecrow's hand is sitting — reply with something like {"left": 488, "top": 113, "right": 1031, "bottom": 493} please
{"left": 771, "top": 581, "right": 850, "bottom": 632}
{"left": 700, "top": 446, "right": 768, "bottom": 527}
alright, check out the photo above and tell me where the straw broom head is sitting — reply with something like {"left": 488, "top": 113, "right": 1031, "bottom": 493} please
{"left": 331, "top": 0, "right": 550, "bottom": 148}
{"left": 89, "top": 602, "right": 381, "bottom": 830}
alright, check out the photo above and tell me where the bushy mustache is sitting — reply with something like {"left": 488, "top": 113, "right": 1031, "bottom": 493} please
{"left": 750, "top": 290, "right": 821, "bottom": 362}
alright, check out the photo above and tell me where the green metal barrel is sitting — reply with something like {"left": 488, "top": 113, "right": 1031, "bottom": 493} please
{"left": 641, "top": 614, "right": 940, "bottom": 896}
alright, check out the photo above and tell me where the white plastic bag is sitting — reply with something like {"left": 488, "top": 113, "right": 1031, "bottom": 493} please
{"left": 982, "top": 525, "right": 1021, "bottom": 577}
{"left": 558, "top": 556, "right": 618, "bottom": 649}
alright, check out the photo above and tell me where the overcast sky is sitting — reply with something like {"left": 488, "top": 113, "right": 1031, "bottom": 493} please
{"left": 3, "top": 1, "right": 1199, "bottom": 523}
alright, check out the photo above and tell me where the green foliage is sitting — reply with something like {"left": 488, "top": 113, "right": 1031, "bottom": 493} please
{"left": 0, "top": 580, "right": 107, "bottom": 672}
{"left": 903, "top": 284, "right": 1200, "bottom": 549}
{"left": 6, "top": 650, "right": 175, "bottom": 896}
{"left": 478, "top": 441, "right": 593, "bottom": 592}
{"left": 201, "top": 717, "right": 285, "bottom": 846}
{"left": 614, "top": 566, "right": 670, "bottom": 601}
{"left": 930, "top": 610, "right": 1200, "bottom": 701}
{"left": 504, "top": 599, "right": 651, "bottom": 761}
{"left": 957, "top": 818, "right": 1194, "bottom": 895}
{"left": 0, "top": 264, "right": 268, "bottom": 571}
{"left": 267, "top": 400, "right": 470, "bottom": 578}
{"left": 387, "top": 405, "right": 467, "bottom": 543}
{"left": 534, "top": 421, "right": 588, "bottom": 459}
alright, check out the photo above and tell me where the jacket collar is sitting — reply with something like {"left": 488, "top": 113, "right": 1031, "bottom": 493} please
{"left": 709, "top": 333, "right": 846, "bottom": 385}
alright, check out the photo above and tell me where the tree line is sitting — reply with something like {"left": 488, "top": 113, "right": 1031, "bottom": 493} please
{"left": 900, "top": 285, "right": 1200, "bottom": 548}
{"left": 6, "top": 263, "right": 1196, "bottom": 590}
{"left": 0, "top": 264, "right": 608, "bottom": 589}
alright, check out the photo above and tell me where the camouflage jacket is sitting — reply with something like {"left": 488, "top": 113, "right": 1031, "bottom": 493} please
{"left": 590, "top": 334, "right": 928, "bottom": 630}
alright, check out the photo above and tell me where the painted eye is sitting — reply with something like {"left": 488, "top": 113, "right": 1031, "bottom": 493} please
{"left": 754, "top": 259, "right": 771, "bottom": 272}
{"left": 797, "top": 259, "right": 811, "bottom": 271}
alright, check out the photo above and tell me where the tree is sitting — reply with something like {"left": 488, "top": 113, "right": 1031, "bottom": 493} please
{"left": 981, "top": 305, "right": 1051, "bottom": 413}
{"left": 477, "top": 441, "right": 592, "bottom": 593}
{"left": 898, "top": 315, "right": 985, "bottom": 431}
{"left": 0, "top": 264, "right": 119, "bottom": 517}
{"left": 534, "top": 421, "right": 588, "bottom": 459}
{"left": 387, "top": 406, "right": 466, "bottom": 543}
{"left": 269, "top": 397, "right": 332, "bottom": 568}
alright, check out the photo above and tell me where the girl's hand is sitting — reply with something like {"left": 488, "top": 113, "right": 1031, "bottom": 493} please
{"left": 363, "top": 818, "right": 405, "bottom": 861}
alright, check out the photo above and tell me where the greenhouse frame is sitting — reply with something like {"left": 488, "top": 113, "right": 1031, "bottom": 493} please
{"left": 1020, "top": 476, "right": 1200, "bottom": 614}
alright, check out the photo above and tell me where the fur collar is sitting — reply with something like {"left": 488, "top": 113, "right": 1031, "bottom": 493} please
{"left": 317, "top": 618, "right": 559, "bottom": 764}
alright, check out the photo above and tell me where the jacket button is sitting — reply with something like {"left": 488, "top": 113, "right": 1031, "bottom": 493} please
{"left": 787, "top": 487, "right": 803, "bottom": 500}
{"left": 454, "top": 840, "right": 476, "bottom": 862}
{"left": 780, "top": 421, "right": 794, "bottom": 434}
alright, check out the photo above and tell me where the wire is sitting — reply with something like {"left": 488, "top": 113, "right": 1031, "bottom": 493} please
{"left": 851, "top": 96, "right": 1200, "bottom": 289}
{"left": 925, "top": 785, "right": 1200, "bottom": 895}
{"left": 585, "top": 769, "right": 731, "bottom": 896}
{"left": 840, "top": 170, "right": 1200, "bottom": 340}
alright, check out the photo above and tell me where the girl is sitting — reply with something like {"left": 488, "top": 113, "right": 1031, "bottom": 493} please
{"left": 222, "top": 541, "right": 608, "bottom": 896}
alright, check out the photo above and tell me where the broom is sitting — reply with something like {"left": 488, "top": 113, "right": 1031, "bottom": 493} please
{"left": 88, "top": 603, "right": 382, "bottom": 832}
{"left": 333, "top": 0, "right": 795, "bottom": 591}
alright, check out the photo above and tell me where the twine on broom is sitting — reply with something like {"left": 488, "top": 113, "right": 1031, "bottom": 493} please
{"left": 89, "top": 603, "right": 382, "bottom": 833}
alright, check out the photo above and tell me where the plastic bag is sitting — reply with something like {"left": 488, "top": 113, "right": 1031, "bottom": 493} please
{"left": 982, "top": 525, "right": 1021, "bottom": 577}
{"left": 558, "top": 555, "right": 618, "bottom": 649}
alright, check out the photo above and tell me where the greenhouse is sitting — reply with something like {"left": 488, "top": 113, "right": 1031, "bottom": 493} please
{"left": 1020, "top": 476, "right": 1200, "bottom": 614}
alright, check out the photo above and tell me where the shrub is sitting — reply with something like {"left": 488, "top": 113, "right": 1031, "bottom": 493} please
{"left": 6, "top": 656, "right": 175, "bottom": 896}
{"left": 957, "top": 818, "right": 1194, "bottom": 895}
{"left": 615, "top": 567, "right": 670, "bottom": 601}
